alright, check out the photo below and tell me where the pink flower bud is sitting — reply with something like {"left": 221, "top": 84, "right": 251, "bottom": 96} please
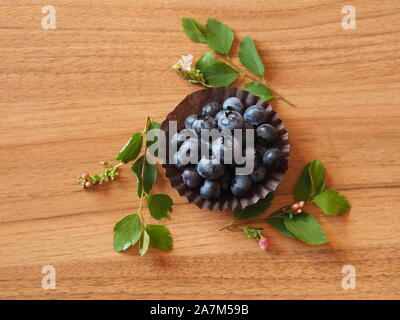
{"left": 258, "top": 236, "right": 269, "bottom": 250}
{"left": 296, "top": 208, "right": 302, "bottom": 214}
{"left": 291, "top": 203, "right": 299, "bottom": 211}
{"left": 81, "top": 173, "right": 90, "bottom": 180}
{"left": 85, "top": 181, "right": 93, "bottom": 188}
{"left": 298, "top": 201, "right": 305, "bottom": 208}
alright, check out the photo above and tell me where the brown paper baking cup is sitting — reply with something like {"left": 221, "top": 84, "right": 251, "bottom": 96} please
{"left": 161, "top": 86, "right": 290, "bottom": 211}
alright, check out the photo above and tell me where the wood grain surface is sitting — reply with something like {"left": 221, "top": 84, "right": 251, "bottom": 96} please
{"left": 1, "top": 0, "right": 400, "bottom": 300}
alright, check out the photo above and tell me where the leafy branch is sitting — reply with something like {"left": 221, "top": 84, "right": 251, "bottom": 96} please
{"left": 220, "top": 159, "right": 351, "bottom": 248}
{"left": 177, "top": 18, "right": 296, "bottom": 107}
{"left": 113, "top": 116, "right": 174, "bottom": 255}
{"left": 78, "top": 115, "right": 174, "bottom": 256}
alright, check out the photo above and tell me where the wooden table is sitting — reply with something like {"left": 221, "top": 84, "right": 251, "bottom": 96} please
{"left": 1, "top": 0, "right": 399, "bottom": 300}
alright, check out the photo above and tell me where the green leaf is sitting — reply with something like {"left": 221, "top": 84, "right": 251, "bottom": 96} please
{"left": 113, "top": 214, "right": 142, "bottom": 252}
{"left": 294, "top": 159, "right": 325, "bottom": 201}
{"left": 147, "top": 194, "right": 173, "bottom": 220}
{"left": 115, "top": 133, "right": 143, "bottom": 163}
{"left": 244, "top": 82, "right": 276, "bottom": 101}
{"left": 313, "top": 190, "right": 350, "bottom": 216}
{"left": 131, "top": 156, "right": 157, "bottom": 197}
{"left": 233, "top": 193, "right": 274, "bottom": 220}
{"left": 147, "top": 119, "right": 161, "bottom": 131}
{"left": 240, "top": 226, "right": 263, "bottom": 240}
{"left": 144, "top": 162, "right": 157, "bottom": 193}
{"left": 205, "top": 18, "right": 234, "bottom": 56}
{"left": 203, "top": 62, "right": 239, "bottom": 87}
{"left": 147, "top": 119, "right": 161, "bottom": 149}
{"left": 283, "top": 213, "right": 327, "bottom": 245}
{"left": 266, "top": 217, "right": 295, "bottom": 238}
{"left": 195, "top": 51, "right": 218, "bottom": 73}
{"left": 146, "top": 224, "right": 173, "bottom": 250}
{"left": 139, "top": 230, "right": 150, "bottom": 256}
{"left": 238, "top": 36, "right": 265, "bottom": 77}
{"left": 309, "top": 159, "right": 325, "bottom": 196}
{"left": 131, "top": 156, "right": 144, "bottom": 197}
{"left": 182, "top": 18, "right": 207, "bottom": 43}
{"left": 294, "top": 163, "right": 312, "bottom": 202}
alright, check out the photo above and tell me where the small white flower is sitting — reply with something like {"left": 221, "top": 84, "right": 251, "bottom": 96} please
{"left": 172, "top": 54, "right": 194, "bottom": 72}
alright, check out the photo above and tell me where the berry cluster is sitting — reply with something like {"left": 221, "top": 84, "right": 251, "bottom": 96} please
{"left": 77, "top": 162, "right": 123, "bottom": 189}
{"left": 291, "top": 201, "right": 305, "bottom": 214}
{"left": 171, "top": 97, "right": 286, "bottom": 200}
{"left": 78, "top": 172, "right": 93, "bottom": 189}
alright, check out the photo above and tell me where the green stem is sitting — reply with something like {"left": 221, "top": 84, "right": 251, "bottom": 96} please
{"left": 267, "top": 87, "right": 297, "bottom": 108}
{"left": 138, "top": 115, "right": 150, "bottom": 228}
{"left": 136, "top": 115, "right": 153, "bottom": 249}
{"left": 219, "top": 205, "right": 297, "bottom": 231}
{"left": 219, "top": 217, "right": 266, "bottom": 231}
{"left": 219, "top": 55, "right": 297, "bottom": 108}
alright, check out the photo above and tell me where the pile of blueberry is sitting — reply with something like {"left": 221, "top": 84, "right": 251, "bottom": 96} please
{"left": 171, "top": 97, "right": 286, "bottom": 201}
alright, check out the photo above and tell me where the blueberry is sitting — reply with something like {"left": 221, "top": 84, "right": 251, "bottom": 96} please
{"left": 200, "top": 180, "right": 221, "bottom": 200}
{"left": 218, "top": 111, "right": 244, "bottom": 131}
{"left": 219, "top": 169, "right": 232, "bottom": 192}
{"left": 244, "top": 105, "right": 268, "bottom": 126}
{"left": 176, "top": 138, "right": 199, "bottom": 166}
{"left": 182, "top": 167, "right": 203, "bottom": 188}
{"left": 262, "top": 148, "right": 285, "bottom": 171}
{"left": 231, "top": 175, "right": 253, "bottom": 197}
{"left": 185, "top": 114, "right": 198, "bottom": 129}
{"left": 211, "top": 136, "right": 239, "bottom": 163}
{"left": 251, "top": 163, "right": 267, "bottom": 182}
{"left": 215, "top": 110, "right": 226, "bottom": 122}
{"left": 173, "top": 152, "right": 186, "bottom": 170}
{"left": 170, "top": 129, "right": 197, "bottom": 148}
{"left": 198, "top": 138, "right": 212, "bottom": 158}
{"left": 211, "top": 136, "right": 224, "bottom": 160}
{"left": 201, "top": 101, "right": 222, "bottom": 117}
{"left": 256, "top": 124, "right": 279, "bottom": 146}
{"left": 192, "top": 116, "right": 217, "bottom": 135}
{"left": 170, "top": 132, "right": 185, "bottom": 148}
{"left": 223, "top": 97, "right": 245, "bottom": 114}
{"left": 179, "top": 137, "right": 199, "bottom": 151}
{"left": 196, "top": 157, "right": 225, "bottom": 180}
